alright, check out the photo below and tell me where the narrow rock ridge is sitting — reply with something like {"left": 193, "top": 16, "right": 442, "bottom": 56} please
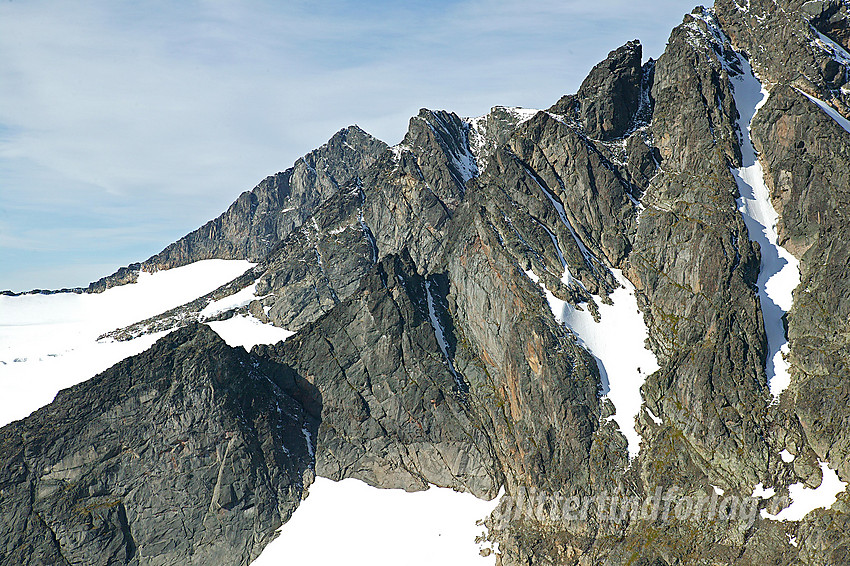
{"left": 88, "top": 126, "right": 388, "bottom": 293}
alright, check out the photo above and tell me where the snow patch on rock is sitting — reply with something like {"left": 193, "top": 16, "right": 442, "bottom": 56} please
{"left": 752, "top": 483, "right": 776, "bottom": 499}
{"left": 762, "top": 461, "right": 847, "bottom": 521}
{"left": 525, "top": 267, "right": 659, "bottom": 460}
{"left": 797, "top": 88, "right": 850, "bottom": 135}
{"left": 810, "top": 26, "right": 850, "bottom": 67}
{"left": 729, "top": 54, "right": 800, "bottom": 400}
{"left": 206, "top": 314, "right": 295, "bottom": 351}
{"left": 425, "top": 280, "right": 462, "bottom": 389}
{"left": 200, "top": 281, "right": 261, "bottom": 319}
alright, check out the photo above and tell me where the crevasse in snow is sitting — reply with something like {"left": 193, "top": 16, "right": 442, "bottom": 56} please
{"left": 728, "top": 53, "right": 801, "bottom": 400}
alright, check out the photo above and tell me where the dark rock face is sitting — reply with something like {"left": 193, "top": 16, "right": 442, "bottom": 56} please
{"left": 254, "top": 185, "right": 378, "bottom": 331}
{"left": 144, "top": 125, "right": 385, "bottom": 271}
{"left": 87, "top": 263, "right": 142, "bottom": 294}
{"left": 750, "top": 81, "right": 850, "bottom": 560}
{"left": 0, "top": 325, "right": 317, "bottom": 565}
{"left": 400, "top": 109, "right": 477, "bottom": 208}
{"left": 635, "top": 7, "right": 770, "bottom": 486}
{"left": 257, "top": 253, "right": 500, "bottom": 498}
{"left": 715, "top": 0, "right": 850, "bottom": 112}
{"left": 360, "top": 149, "right": 454, "bottom": 277}
{"left": 444, "top": 189, "right": 604, "bottom": 497}
{"left": 576, "top": 40, "right": 644, "bottom": 140}
{"left": 90, "top": 126, "right": 387, "bottom": 292}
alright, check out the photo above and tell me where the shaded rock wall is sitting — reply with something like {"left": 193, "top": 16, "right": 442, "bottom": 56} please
{"left": 0, "top": 325, "right": 317, "bottom": 566}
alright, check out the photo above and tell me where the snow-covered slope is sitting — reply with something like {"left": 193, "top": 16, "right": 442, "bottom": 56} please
{"left": 525, "top": 267, "right": 659, "bottom": 459}
{"left": 0, "top": 259, "right": 253, "bottom": 426}
{"left": 1, "top": 258, "right": 498, "bottom": 565}
{"left": 255, "top": 477, "right": 501, "bottom": 566}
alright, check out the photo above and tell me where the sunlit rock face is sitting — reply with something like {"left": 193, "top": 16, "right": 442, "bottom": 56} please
{"left": 3, "top": 1, "right": 850, "bottom": 564}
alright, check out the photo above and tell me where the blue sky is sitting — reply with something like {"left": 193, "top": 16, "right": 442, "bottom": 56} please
{"left": 0, "top": 0, "right": 696, "bottom": 291}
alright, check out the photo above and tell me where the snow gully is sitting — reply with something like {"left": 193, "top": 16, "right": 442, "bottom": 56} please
{"left": 728, "top": 54, "right": 801, "bottom": 400}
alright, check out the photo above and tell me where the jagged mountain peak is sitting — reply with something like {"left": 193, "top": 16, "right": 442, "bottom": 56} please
{"left": 4, "top": 2, "right": 850, "bottom": 564}
{"left": 576, "top": 39, "right": 645, "bottom": 140}
{"left": 0, "top": 323, "right": 318, "bottom": 564}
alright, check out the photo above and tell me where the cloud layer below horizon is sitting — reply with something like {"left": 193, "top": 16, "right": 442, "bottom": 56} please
{"left": 0, "top": 0, "right": 695, "bottom": 291}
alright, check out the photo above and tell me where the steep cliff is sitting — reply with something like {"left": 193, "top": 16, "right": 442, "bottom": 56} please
{"left": 0, "top": 325, "right": 317, "bottom": 565}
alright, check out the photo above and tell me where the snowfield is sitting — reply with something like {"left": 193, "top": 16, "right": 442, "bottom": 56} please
{"left": 558, "top": 270, "right": 659, "bottom": 459}
{"left": 254, "top": 477, "right": 501, "bottom": 566}
{"left": 0, "top": 259, "right": 254, "bottom": 426}
{"left": 761, "top": 461, "right": 847, "bottom": 521}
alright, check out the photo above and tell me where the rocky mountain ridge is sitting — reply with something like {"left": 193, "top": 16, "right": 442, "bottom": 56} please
{"left": 2, "top": 1, "right": 850, "bottom": 564}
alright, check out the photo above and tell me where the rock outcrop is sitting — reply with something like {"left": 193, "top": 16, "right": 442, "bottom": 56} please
{"left": 257, "top": 253, "right": 500, "bottom": 498}
{"left": 576, "top": 40, "right": 645, "bottom": 140}
{"left": 0, "top": 325, "right": 317, "bottom": 565}
{"left": 88, "top": 126, "right": 387, "bottom": 292}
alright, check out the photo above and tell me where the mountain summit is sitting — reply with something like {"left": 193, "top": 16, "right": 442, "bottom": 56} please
{"left": 2, "top": 1, "right": 850, "bottom": 564}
